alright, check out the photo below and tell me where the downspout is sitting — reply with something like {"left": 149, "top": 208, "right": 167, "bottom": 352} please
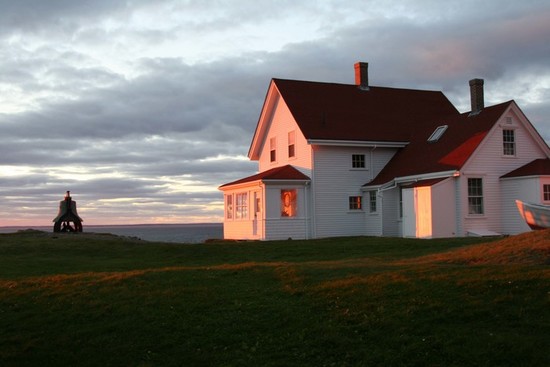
{"left": 304, "top": 181, "right": 310, "bottom": 239}
{"left": 259, "top": 182, "right": 265, "bottom": 240}
{"left": 311, "top": 147, "right": 317, "bottom": 238}
{"left": 370, "top": 145, "right": 377, "bottom": 180}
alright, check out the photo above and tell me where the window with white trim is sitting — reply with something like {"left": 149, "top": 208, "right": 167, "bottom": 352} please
{"left": 503, "top": 129, "right": 515, "bottom": 156}
{"left": 544, "top": 184, "right": 550, "bottom": 201}
{"left": 235, "top": 193, "right": 248, "bottom": 219}
{"left": 270, "top": 137, "right": 276, "bottom": 162}
{"left": 281, "top": 189, "right": 297, "bottom": 217}
{"left": 369, "top": 191, "right": 377, "bottom": 213}
{"left": 468, "top": 178, "right": 484, "bottom": 215}
{"left": 225, "top": 194, "right": 233, "bottom": 219}
{"left": 288, "top": 131, "right": 295, "bottom": 158}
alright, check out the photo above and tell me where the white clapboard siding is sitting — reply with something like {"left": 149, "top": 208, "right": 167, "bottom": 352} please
{"left": 311, "top": 145, "right": 398, "bottom": 237}
{"left": 431, "top": 178, "right": 458, "bottom": 237}
{"left": 461, "top": 107, "right": 548, "bottom": 234}
{"left": 381, "top": 187, "right": 400, "bottom": 237}
{"left": 500, "top": 177, "right": 539, "bottom": 234}
{"left": 258, "top": 97, "right": 312, "bottom": 172}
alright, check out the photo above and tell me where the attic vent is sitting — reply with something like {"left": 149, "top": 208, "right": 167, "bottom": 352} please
{"left": 428, "top": 125, "right": 448, "bottom": 142}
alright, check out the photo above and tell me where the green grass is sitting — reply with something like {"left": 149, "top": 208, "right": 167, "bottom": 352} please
{"left": 0, "top": 230, "right": 548, "bottom": 366}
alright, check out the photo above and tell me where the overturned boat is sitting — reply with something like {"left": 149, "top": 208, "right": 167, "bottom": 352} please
{"left": 515, "top": 199, "right": 550, "bottom": 230}
{"left": 53, "top": 191, "right": 83, "bottom": 232}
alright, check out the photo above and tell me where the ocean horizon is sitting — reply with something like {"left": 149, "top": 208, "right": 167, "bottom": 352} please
{"left": 0, "top": 223, "right": 224, "bottom": 244}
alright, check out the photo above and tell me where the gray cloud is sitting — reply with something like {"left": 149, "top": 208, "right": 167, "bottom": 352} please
{"left": 1, "top": 0, "right": 549, "bottom": 225}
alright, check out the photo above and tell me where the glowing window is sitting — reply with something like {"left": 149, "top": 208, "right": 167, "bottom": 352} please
{"left": 225, "top": 194, "right": 233, "bottom": 219}
{"left": 428, "top": 125, "right": 448, "bottom": 142}
{"left": 281, "top": 189, "right": 297, "bottom": 217}
{"left": 349, "top": 196, "right": 362, "bottom": 210}
{"left": 270, "top": 137, "right": 276, "bottom": 162}
{"left": 288, "top": 131, "right": 295, "bottom": 158}
{"left": 235, "top": 193, "right": 248, "bottom": 219}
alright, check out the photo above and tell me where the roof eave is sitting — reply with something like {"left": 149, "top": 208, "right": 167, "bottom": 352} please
{"left": 307, "top": 139, "right": 409, "bottom": 148}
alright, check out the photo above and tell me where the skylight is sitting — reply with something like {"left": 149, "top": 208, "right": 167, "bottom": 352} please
{"left": 427, "top": 125, "right": 448, "bottom": 142}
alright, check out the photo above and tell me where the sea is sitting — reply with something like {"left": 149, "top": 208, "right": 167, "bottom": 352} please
{"left": 0, "top": 223, "right": 224, "bottom": 244}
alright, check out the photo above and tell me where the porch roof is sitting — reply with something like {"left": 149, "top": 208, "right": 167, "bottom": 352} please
{"left": 219, "top": 165, "right": 310, "bottom": 189}
{"left": 501, "top": 158, "right": 550, "bottom": 178}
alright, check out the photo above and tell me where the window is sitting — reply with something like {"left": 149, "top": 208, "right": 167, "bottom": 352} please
{"left": 235, "top": 193, "right": 248, "bottom": 219}
{"left": 503, "top": 129, "right": 515, "bottom": 156}
{"left": 349, "top": 196, "right": 362, "bottom": 210}
{"left": 468, "top": 178, "right": 484, "bottom": 215}
{"left": 544, "top": 184, "right": 550, "bottom": 201}
{"left": 225, "top": 194, "right": 233, "bottom": 219}
{"left": 270, "top": 137, "right": 276, "bottom": 162}
{"left": 288, "top": 131, "right": 295, "bottom": 158}
{"left": 352, "top": 154, "right": 365, "bottom": 168}
{"left": 428, "top": 125, "right": 448, "bottom": 142}
{"left": 369, "top": 191, "right": 377, "bottom": 213}
{"left": 281, "top": 189, "right": 297, "bottom": 217}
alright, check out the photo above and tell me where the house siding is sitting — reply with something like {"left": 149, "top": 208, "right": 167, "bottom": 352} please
{"left": 381, "top": 188, "right": 401, "bottom": 237}
{"left": 222, "top": 186, "right": 263, "bottom": 240}
{"left": 500, "top": 177, "right": 538, "bottom": 234}
{"left": 258, "top": 97, "right": 312, "bottom": 172}
{"left": 263, "top": 184, "right": 310, "bottom": 240}
{"left": 311, "top": 145, "right": 398, "bottom": 238}
{"left": 461, "top": 108, "right": 549, "bottom": 235}
{"left": 432, "top": 178, "right": 457, "bottom": 237}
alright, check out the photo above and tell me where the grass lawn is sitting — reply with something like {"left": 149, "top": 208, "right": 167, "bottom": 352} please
{"left": 0, "top": 230, "right": 548, "bottom": 366}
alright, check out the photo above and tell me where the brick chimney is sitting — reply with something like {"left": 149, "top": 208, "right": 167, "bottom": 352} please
{"left": 354, "top": 62, "right": 369, "bottom": 90}
{"left": 469, "top": 78, "right": 484, "bottom": 115}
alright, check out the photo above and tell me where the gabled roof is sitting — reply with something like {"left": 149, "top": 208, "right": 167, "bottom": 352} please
{"left": 272, "top": 78, "right": 459, "bottom": 142}
{"left": 249, "top": 78, "right": 460, "bottom": 159}
{"left": 501, "top": 158, "right": 550, "bottom": 178}
{"left": 365, "top": 101, "right": 513, "bottom": 186}
{"left": 219, "top": 165, "right": 310, "bottom": 189}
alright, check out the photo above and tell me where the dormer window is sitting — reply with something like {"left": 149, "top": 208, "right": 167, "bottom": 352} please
{"left": 428, "top": 125, "right": 448, "bottom": 142}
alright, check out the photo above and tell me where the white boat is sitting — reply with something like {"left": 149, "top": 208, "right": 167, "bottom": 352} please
{"left": 515, "top": 200, "right": 550, "bottom": 230}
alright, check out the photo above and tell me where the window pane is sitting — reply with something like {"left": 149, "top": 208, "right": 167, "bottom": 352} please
{"left": 270, "top": 137, "right": 276, "bottom": 162}
{"left": 281, "top": 189, "right": 297, "bottom": 217}
{"left": 349, "top": 196, "right": 362, "bottom": 210}
{"left": 225, "top": 195, "right": 233, "bottom": 219}
{"left": 352, "top": 154, "right": 365, "bottom": 168}
{"left": 544, "top": 184, "right": 550, "bottom": 201}
{"left": 235, "top": 193, "right": 248, "bottom": 219}
{"left": 468, "top": 178, "right": 483, "bottom": 214}
{"left": 503, "top": 130, "right": 515, "bottom": 156}
{"left": 369, "top": 191, "right": 377, "bottom": 212}
{"left": 288, "top": 131, "right": 296, "bottom": 158}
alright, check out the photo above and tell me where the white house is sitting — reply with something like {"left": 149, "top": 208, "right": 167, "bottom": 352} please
{"left": 219, "top": 62, "right": 550, "bottom": 240}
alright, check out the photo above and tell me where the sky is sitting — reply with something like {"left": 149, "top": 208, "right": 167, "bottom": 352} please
{"left": 1, "top": 0, "right": 550, "bottom": 226}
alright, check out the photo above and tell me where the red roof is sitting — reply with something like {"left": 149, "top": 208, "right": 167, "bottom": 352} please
{"left": 501, "top": 158, "right": 550, "bottom": 178}
{"left": 219, "top": 165, "right": 310, "bottom": 188}
{"left": 273, "top": 78, "right": 459, "bottom": 142}
{"left": 365, "top": 101, "right": 513, "bottom": 186}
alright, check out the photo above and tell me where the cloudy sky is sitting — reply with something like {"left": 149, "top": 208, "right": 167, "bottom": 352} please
{"left": 1, "top": 0, "right": 549, "bottom": 226}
